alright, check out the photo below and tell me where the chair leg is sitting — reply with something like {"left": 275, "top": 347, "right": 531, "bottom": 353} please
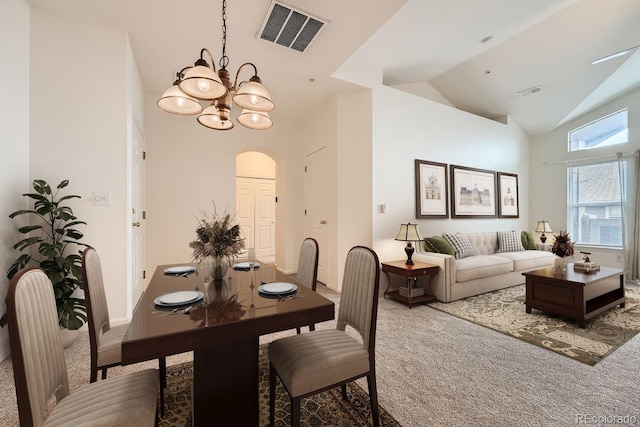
{"left": 367, "top": 373, "right": 380, "bottom": 427}
{"left": 101, "top": 368, "right": 108, "bottom": 380}
{"left": 291, "top": 396, "right": 301, "bottom": 427}
{"left": 269, "top": 363, "right": 277, "bottom": 427}
{"left": 90, "top": 364, "right": 98, "bottom": 383}
{"left": 296, "top": 326, "right": 301, "bottom": 334}
{"left": 159, "top": 357, "right": 167, "bottom": 417}
{"left": 309, "top": 323, "right": 315, "bottom": 331}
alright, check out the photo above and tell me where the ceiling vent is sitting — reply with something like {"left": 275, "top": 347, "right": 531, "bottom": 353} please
{"left": 518, "top": 85, "right": 542, "bottom": 97}
{"left": 258, "top": 1, "right": 328, "bottom": 53}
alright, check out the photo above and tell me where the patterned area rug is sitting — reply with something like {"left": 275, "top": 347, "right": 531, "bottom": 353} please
{"left": 159, "top": 345, "right": 400, "bottom": 426}
{"left": 428, "top": 284, "right": 640, "bottom": 365}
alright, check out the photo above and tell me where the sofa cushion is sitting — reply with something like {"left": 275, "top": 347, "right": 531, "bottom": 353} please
{"left": 496, "top": 250, "right": 556, "bottom": 271}
{"left": 424, "top": 236, "right": 455, "bottom": 255}
{"left": 497, "top": 230, "right": 525, "bottom": 253}
{"left": 466, "top": 232, "right": 499, "bottom": 255}
{"left": 455, "top": 255, "right": 513, "bottom": 282}
{"left": 521, "top": 230, "right": 537, "bottom": 250}
{"left": 443, "top": 233, "right": 476, "bottom": 259}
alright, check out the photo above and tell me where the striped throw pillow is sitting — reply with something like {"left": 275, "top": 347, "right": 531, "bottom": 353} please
{"left": 442, "top": 233, "right": 475, "bottom": 259}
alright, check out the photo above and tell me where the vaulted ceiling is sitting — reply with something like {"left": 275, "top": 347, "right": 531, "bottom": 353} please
{"left": 27, "top": 0, "right": 640, "bottom": 135}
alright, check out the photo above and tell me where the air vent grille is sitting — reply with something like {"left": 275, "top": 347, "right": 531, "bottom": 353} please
{"left": 258, "top": 1, "right": 328, "bottom": 53}
{"left": 518, "top": 85, "right": 542, "bottom": 97}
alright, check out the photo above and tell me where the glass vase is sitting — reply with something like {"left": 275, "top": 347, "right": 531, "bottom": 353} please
{"left": 212, "top": 256, "right": 228, "bottom": 282}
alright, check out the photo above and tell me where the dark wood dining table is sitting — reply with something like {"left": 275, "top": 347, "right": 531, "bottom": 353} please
{"left": 121, "top": 262, "right": 335, "bottom": 427}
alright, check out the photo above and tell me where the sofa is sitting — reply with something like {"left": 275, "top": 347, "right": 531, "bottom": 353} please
{"left": 412, "top": 231, "right": 555, "bottom": 302}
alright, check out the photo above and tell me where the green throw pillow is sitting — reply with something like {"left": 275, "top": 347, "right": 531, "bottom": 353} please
{"left": 521, "top": 230, "right": 537, "bottom": 250}
{"left": 425, "top": 236, "right": 455, "bottom": 256}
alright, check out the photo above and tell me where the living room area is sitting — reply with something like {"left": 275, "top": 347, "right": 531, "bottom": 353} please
{"left": 2, "top": 0, "right": 640, "bottom": 425}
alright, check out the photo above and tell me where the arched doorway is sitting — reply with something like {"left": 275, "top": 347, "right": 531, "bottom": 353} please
{"left": 236, "top": 152, "right": 276, "bottom": 262}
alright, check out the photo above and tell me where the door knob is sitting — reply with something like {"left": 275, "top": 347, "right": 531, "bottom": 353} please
{"left": 132, "top": 221, "right": 141, "bottom": 227}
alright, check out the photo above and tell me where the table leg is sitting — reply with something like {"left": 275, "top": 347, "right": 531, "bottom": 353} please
{"left": 193, "top": 337, "right": 259, "bottom": 426}
{"left": 383, "top": 271, "right": 392, "bottom": 298}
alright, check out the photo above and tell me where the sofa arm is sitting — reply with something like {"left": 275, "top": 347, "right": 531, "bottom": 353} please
{"left": 412, "top": 252, "right": 455, "bottom": 302}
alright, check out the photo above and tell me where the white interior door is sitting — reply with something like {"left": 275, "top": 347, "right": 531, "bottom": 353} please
{"left": 305, "top": 147, "right": 328, "bottom": 284}
{"left": 255, "top": 179, "right": 275, "bottom": 258}
{"left": 130, "top": 116, "right": 145, "bottom": 314}
{"left": 236, "top": 177, "right": 275, "bottom": 259}
{"left": 236, "top": 178, "right": 254, "bottom": 250}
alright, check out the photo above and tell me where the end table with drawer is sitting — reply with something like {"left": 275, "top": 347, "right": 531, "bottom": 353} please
{"left": 382, "top": 261, "right": 439, "bottom": 308}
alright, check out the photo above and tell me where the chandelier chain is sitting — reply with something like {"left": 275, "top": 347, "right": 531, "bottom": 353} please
{"left": 220, "top": 0, "right": 229, "bottom": 70}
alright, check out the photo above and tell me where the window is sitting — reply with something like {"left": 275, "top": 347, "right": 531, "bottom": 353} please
{"left": 567, "top": 161, "right": 624, "bottom": 247}
{"left": 568, "top": 109, "right": 628, "bottom": 152}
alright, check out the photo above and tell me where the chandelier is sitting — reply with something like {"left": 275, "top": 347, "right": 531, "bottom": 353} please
{"left": 157, "top": 0, "right": 275, "bottom": 130}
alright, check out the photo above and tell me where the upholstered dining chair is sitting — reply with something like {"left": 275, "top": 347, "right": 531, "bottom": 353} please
{"left": 269, "top": 245, "right": 381, "bottom": 427}
{"left": 6, "top": 267, "right": 159, "bottom": 426}
{"left": 295, "top": 237, "right": 319, "bottom": 334}
{"left": 82, "top": 247, "right": 166, "bottom": 412}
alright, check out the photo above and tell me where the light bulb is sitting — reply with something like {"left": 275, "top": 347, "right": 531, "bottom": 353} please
{"left": 250, "top": 95, "right": 258, "bottom": 105}
{"left": 251, "top": 113, "right": 260, "bottom": 123}
{"left": 176, "top": 97, "right": 185, "bottom": 107}
{"left": 197, "top": 79, "right": 211, "bottom": 92}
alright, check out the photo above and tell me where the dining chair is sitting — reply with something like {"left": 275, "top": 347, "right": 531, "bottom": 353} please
{"left": 269, "top": 245, "right": 381, "bottom": 427}
{"left": 6, "top": 267, "right": 159, "bottom": 426}
{"left": 82, "top": 247, "right": 166, "bottom": 413}
{"left": 295, "top": 237, "right": 319, "bottom": 334}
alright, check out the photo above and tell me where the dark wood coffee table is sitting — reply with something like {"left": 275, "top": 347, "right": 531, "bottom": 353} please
{"left": 522, "top": 264, "right": 625, "bottom": 328}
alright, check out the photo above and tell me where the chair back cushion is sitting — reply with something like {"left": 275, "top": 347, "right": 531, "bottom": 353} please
{"left": 296, "top": 238, "right": 319, "bottom": 290}
{"left": 82, "top": 248, "right": 111, "bottom": 347}
{"left": 336, "top": 246, "right": 380, "bottom": 351}
{"left": 7, "top": 268, "right": 70, "bottom": 426}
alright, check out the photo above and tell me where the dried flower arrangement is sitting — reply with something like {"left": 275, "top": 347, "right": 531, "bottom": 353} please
{"left": 551, "top": 230, "right": 574, "bottom": 258}
{"left": 188, "top": 204, "right": 244, "bottom": 262}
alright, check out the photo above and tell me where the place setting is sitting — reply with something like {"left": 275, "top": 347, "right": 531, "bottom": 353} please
{"left": 163, "top": 265, "right": 196, "bottom": 278}
{"left": 152, "top": 290, "right": 204, "bottom": 316}
{"left": 258, "top": 282, "right": 302, "bottom": 301}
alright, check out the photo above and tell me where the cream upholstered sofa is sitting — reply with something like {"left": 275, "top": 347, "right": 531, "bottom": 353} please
{"left": 413, "top": 231, "right": 555, "bottom": 302}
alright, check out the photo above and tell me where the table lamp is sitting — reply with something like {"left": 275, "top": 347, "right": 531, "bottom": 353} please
{"left": 535, "top": 220, "right": 552, "bottom": 243}
{"left": 395, "top": 223, "right": 423, "bottom": 265}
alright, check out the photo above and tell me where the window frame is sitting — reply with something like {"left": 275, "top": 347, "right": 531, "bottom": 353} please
{"left": 567, "top": 108, "right": 628, "bottom": 153}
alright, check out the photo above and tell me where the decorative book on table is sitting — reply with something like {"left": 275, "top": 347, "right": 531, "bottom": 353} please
{"left": 399, "top": 286, "right": 424, "bottom": 298}
{"left": 573, "top": 261, "right": 600, "bottom": 273}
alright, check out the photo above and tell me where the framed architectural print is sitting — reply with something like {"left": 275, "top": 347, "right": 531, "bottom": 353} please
{"left": 415, "top": 159, "right": 448, "bottom": 218}
{"left": 497, "top": 172, "right": 519, "bottom": 218}
{"left": 450, "top": 165, "right": 497, "bottom": 218}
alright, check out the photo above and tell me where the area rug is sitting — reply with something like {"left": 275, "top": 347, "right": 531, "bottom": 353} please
{"left": 428, "top": 284, "right": 640, "bottom": 366}
{"left": 159, "top": 344, "right": 401, "bottom": 426}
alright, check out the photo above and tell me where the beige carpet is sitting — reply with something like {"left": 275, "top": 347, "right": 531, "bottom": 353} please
{"left": 428, "top": 284, "right": 640, "bottom": 365}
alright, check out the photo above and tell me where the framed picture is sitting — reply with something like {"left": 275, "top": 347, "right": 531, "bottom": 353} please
{"left": 450, "top": 165, "right": 497, "bottom": 218}
{"left": 497, "top": 172, "right": 519, "bottom": 218}
{"left": 415, "top": 159, "right": 448, "bottom": 218}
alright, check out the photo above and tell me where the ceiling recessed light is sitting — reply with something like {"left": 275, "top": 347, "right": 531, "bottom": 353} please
{"left": 518, "top": 85, "right": 542, "bottom": 97}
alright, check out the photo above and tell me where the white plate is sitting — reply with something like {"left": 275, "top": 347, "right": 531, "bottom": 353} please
{"left": 258, "top": 282, "right": 297, "bottom": 295}
{"left": 154, "top": 291, "right": 203, "bottom": 306}
{"left": 232, "top": 262, "right": 261, "bottom": 270}
{"left": 163, "top": 266, "right": 196, "bottom": 274}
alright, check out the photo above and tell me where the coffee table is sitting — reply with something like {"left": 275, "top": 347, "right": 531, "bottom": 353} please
{"left": 522, "top": 264, "right": 625, "bottom": 328}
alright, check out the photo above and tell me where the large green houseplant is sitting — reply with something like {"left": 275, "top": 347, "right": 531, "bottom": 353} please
{"left": 0, "top": 179, "right": 88, "bottom": 330}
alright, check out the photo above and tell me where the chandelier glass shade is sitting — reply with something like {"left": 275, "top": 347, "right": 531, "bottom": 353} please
{"left": 157, "top": 0, "right": 274, "bottom": 130}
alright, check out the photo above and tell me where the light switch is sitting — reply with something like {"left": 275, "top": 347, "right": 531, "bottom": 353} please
{"left": 378, "top": 204, "right": 386, "bottom": 214}
{"left": 92, "top": 192, "right": 111, "bottom": 206}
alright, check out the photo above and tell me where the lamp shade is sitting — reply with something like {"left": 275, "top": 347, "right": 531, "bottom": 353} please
{"left": 233, "top": 81, "right": 275, "bottom": 112}
{"left": 237, "top": 109, "right": 273, "bottom": 130}
{"left": 197, "top": 105, "right": 234, "bottom": 130}
{"left": 535, "top": 221, "right": 552, "bottom": 233}
{"left": 395, "top": 223, "right": 422, "bottom": 242}
{"left": 179, "top": 65, "right": 227, "bottom": 100}
{"left": 157, "top": 84, "right": 203, "bottom": 115}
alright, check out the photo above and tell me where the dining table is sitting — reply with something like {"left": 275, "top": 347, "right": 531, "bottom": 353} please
{"left": 121, "top": 261, "right": 335, "bottom": 427}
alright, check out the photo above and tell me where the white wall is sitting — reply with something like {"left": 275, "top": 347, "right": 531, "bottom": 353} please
{"left": 0, "top": 0, "right": 30, "bottom": 361}
{"left": 371, "top": 85, "right": 531, "bottom": 264}
{"left": 30, "top": 9, "right": 132, "bottom": 322}
{"left": 530, "top": 85, "right": 640, "bottom": 267}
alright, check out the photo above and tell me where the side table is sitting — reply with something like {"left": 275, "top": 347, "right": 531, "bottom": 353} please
{"left": 382, "top": 261, "right": 439, "bottom": 308}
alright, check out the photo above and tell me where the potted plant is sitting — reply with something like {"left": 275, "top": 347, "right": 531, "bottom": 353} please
{"left": 0, "top": 179, "right": 88, "bottom": 331}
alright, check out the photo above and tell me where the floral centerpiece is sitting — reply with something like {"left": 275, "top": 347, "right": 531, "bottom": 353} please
{"left": 189, "top": 205, "right": 244, "bottom": 282}
{"left": 551, "top": 230, "right": 574, "bottom": 273}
